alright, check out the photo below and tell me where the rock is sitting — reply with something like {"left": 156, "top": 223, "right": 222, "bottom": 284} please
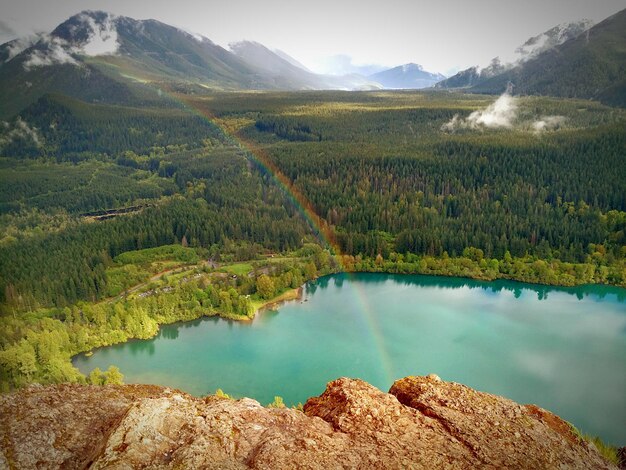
{"left": 618, "top": 446, "right": 626, "bottom": 469}
{"left": 0, "top": 376, "right": 617, "bottom": 469}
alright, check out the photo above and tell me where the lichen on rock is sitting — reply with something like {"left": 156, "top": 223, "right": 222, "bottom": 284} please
{"left": 0, "top": 376, "right": 618, "bottom": 469}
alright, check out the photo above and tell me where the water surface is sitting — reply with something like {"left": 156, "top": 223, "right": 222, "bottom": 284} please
{"left": 74, "top": 273, "right": 626, "bottom": 444}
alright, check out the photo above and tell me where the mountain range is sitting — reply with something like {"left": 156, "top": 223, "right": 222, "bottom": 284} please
{"left": 0, "top": 7, "right": 625, "bottom": 120}
{"left": 0, "top": 10, "right": 452, "bottom": 118}
{"left": 367, "top": 63, "right": 446, "bottom": 89}
{"left": 437, "top": 10, "right": 626, "bottom": 106}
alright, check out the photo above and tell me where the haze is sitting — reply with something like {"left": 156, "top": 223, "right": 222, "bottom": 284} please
{"left": 1, "top": 0, "right": 625, "bottom": 75}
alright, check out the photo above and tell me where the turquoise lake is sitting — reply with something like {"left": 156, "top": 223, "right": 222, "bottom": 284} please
{"left": 73, "top": 273, "right": 626, "bottom": 445}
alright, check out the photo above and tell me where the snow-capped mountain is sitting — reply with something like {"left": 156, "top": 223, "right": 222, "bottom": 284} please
{"left": 435, "top": 19, "right": 595, "bottom": 90}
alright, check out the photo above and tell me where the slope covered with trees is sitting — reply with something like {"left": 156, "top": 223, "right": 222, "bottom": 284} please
{"left": 472, "top": 9, "right": 626, "bottom": 106}
{"left": 0, "top": 90, "right": 625, "bottom": 389}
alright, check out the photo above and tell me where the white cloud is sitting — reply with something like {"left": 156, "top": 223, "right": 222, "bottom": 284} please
{"left": 78, "top": 13, "right": 120, "bottom": 56}
{"left": 442, "top": 92, "right": 518, "bottom": 132}
{"left": 23, "top": 36, "right": 79, "bottom": 69}
{"left": 4, "top": 35, "right": 41, "bottom": 62}
{"left": 20, "top": 13, "right": 120, "bottom": 70}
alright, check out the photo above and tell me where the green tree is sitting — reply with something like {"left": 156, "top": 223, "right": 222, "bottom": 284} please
{"left": 256, "top": 274, "right": 275, "bottom": 299}
{"left": 102, "top": 365, "right": 124, "bottom": 385}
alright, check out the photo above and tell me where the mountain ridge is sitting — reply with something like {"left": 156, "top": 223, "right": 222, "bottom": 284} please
{"left": 435, "top": 10, "right": 626, "bottom": 106}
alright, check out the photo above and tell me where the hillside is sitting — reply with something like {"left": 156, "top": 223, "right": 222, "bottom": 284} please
{"left": 0, "top": 11, "right": 269, "bottom": 118}
{"left": 436, "top": 20, "right": 594, "bottom": 91}
{"left": 472, "top": 8, "right": 626, "bottom": 106}
{"left": 230, "top": 40, "right": 326, "bottom": 89}
{"left": 0, "top": 11, "right": 380, "bottom": 119}
{"left": 436, "top": 10, "right": 626, "bottom": 106}
{"left": 0, "top": 375, "right": 617, "bottom": 469}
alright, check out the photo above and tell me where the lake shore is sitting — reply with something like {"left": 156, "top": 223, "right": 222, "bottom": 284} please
{"left": 252, "top": 286, "right": 304, "bottom": 315}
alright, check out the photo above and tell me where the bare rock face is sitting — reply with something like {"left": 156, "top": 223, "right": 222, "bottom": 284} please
{"left": 0, "top": 376, "right": 617, "bottom": 469}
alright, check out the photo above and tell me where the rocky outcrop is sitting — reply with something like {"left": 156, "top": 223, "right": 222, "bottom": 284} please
{"left": 0, "top": 375, "right": 616, "bottom": 469}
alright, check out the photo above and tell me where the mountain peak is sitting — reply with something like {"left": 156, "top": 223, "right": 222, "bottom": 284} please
{"left": 47, "top": 10, "right": 120, "bottom": 58}
{"left": 402, "top": 63, "right": 424, "bottom": 72}
{"left": 515, "top": 19, "right": 594, "bottom": 62}
{"left": 436, "top": 17, "right": 597, "bottom": 91}
{"left": 368, "top": 63, "right": 445, "bottom": 89}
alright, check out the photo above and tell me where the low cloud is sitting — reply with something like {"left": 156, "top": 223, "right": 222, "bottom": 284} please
{"left": 0, "top": 117, "right": 42, "bottom": 148}
{"left": 532, "top": 115, "right": 566, "bottom": 133}
{"left": 78, "top": 13, "right": 120, "bottom": 56}
{"left": 4, "top": 35, "right": 41, "bottom": 62}
{"left": 442, "top": 92, "right": 518, "bottom": 132}
{"left": 23, "top": 36, "right": 79, "bottom": 69}
{"left": 442, "top": 92, "right": 567, "bottom": 134}
{"left": 20, "top": 13, "right": 120, "bottom": 70}
{"left": 314, "top": 54, "right": 387, "bottom": 76}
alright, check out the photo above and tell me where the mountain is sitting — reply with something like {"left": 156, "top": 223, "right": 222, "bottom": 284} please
{"left": 273, "top": 48, "right": 313, "bottom": 72}
{"left": 471, "top": 9, "right": 626, "bottom": 106}
{"left": 229, "top": 40, "right": 326, "bottom": 89}
{"left": 230, "top": 41, "right": 381, "bottom": 91}
{"left": 0, "top": 11, "right": 380, "bottom": 119}
{"left": 514, "top": 19, "right": 594, "bottom": 62}
{"left": 435, "top": 19, "right": 594, "bottom": 90}
{"left": 368, "top": 63, "right": 446, "bottom": 89}
{"left": 0, "top": 11, "right": 267, "bottom": 118}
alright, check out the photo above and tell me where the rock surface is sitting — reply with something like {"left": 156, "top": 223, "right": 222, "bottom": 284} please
{"left": 0, "top": 375, "right": 616, "bottom": 469}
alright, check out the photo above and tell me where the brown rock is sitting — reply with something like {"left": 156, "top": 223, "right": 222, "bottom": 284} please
{"left": 389, "top": 375, "right": 614, "bottom": 469}
{"left": 0, "top": 376, "right": 617, "bottom": 469}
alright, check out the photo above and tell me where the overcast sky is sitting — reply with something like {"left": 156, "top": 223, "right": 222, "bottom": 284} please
{"left": 1, "top": 0, "right": 624, "bottom": 74}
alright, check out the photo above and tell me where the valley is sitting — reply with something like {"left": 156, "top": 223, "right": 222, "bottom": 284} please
{"left": 1, "top": 5, "right": 625, "bottom": 468}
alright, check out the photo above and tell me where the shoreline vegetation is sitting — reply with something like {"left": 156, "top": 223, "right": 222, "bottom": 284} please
{"left": 252, "top": 286, "right": 303, "bottom": 316}
{"left": 1, "top": 242, "right": 624, "bottom": 393}
{"left": 0, "top": 246, "right": 624, "bottom": 458}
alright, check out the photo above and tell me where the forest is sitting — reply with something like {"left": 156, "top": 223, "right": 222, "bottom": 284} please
{"left": 0, "top": 89, "right": 625, "bottom": 389}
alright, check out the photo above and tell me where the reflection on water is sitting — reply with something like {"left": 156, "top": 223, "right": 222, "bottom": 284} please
{"left": 74, "top": 273, "right": 626, "bottom": 445}
{"left": 160, "top": 326, "right": 179, "bottom": 340}
{"left": 331, "top": 272, "right": 625, "bottom": 302}
{"left": 128, "top": 339, "right": 155, "bottom": 357}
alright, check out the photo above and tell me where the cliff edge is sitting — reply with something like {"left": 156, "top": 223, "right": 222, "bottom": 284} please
{"left": 0, "top": 375, "right": 617, "bottom": 469}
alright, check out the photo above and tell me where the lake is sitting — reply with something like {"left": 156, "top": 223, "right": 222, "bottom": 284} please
{"left": 74, "top": 273, "right": 626, "bottom": 445}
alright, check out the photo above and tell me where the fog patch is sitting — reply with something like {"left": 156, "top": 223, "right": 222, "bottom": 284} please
{"left": 442, "top": 91, "right": 518, "bottom": 132}
{"left": 23, "top": 36, "right": 79, "bottom": 69}
{"left": 4, "top": 35, "right": 41, "bottom": 62}
{"left": 0, "top": 117, "right": 42, "bottom": 148}
{"left": 532, "top": 115, "right": 567, "bottom": 133}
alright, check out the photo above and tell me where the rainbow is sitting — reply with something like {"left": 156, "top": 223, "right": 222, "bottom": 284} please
{"left": 170, "top": 92, "right": 338, "bottom": 253}
{"left": 163, "top": 87, "right": 397, "bottom": 387}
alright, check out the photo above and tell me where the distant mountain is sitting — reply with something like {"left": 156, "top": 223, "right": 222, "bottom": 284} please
{"left": 471, "top": 9, "right": 626, "bottom": 106}
{"left": 436, "top": 19, "right": 594, "bottom": 90}
{"left": 230, "top": 41, "right": 381, "bottom": 91}
{"left": 229, "top": 40, "right": 325, "bottom": 89}
{"left": 368, "top": 64, "right": 446, "bottom": 89}
{"left": 0, "top": 11, "right": 380, "bottom": 119}
{"left": 0, "top": 11, "right": 268, "bottom": 118}
{"left": 272, "top": 49, "right": 313, "bottom": 72}
{"left": 515, "top": 19, "right": 595, "bottom": 62}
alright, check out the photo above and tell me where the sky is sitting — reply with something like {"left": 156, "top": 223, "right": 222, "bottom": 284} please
{"left": 1, "top": 0, "right": 625, "bottom": 75}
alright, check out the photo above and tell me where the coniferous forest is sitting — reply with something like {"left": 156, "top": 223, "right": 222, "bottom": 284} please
{"left": 0, "top": 90, "right": 625, "bottom": 389}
